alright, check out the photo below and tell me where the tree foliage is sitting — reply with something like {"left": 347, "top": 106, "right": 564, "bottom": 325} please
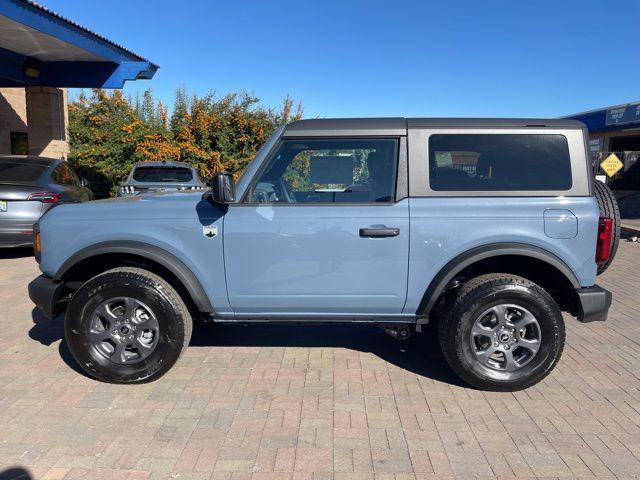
{"left": 68, "top": 88, "right": 303, "bottom": 197}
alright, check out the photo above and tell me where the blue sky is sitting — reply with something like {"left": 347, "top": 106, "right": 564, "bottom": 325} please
{"left": 44, "top": 0, "right": 639, "bottom": 118}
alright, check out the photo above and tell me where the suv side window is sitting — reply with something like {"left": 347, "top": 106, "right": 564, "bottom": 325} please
{"left": 429, "top": 134, "right": 572, "bottom": 191}
{"left": 247, "top": 138, "right": 398, "bottom": 203}
{"left": 51, "top": 163, "right": 80, "bottom": 186}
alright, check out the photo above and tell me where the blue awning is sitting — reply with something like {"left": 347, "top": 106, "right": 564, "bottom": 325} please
{"left": 565, "top": 102, "right": 640, "bottom": 133}
{"left": 0, "top": 0, "right": 158, "bottom": 88}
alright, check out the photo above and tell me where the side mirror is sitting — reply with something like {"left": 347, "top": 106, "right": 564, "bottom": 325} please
{"left": 80, "top": 178, "right": 90, "bottom": 188}
{"left": 210, "top": 172, "right": 235, "bottom": 204}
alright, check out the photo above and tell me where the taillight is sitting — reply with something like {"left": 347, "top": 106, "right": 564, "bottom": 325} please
{"left": 596, "top": 216, "right": 613, "bottom": 264}
{"left": 28, "top": 192, "right": 62, "bottom": 204}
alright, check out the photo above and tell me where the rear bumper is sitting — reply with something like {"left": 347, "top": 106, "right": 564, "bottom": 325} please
{"left": 0, "top": 225, "right": 34, "bottom": 248}
{"left": 28, "top": 275, "right": 64, "bottom": 320}
{"left": 576, "top": 285, "right": 612, "bottom": 323}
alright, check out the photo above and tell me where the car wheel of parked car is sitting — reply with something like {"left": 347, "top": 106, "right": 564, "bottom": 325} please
{"left": 65, "top": 267, "right": 192, "bottom": 384}
{"left": 593, "top": 180, "right": 621, "bottom": 275}
{"left": 439, "top": 273, "right": 565, "bottom": 391}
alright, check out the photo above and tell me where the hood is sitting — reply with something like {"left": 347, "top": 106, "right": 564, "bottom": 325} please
{"left": 42, "top": 191, "right": 212, "bottom": 223}
{"left": 101, "top": 190, "right": 203, "bottom": 203}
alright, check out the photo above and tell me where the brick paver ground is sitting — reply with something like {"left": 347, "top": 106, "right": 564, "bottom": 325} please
{"left": 1, "top": 243, "right": 640, "bottom": 480}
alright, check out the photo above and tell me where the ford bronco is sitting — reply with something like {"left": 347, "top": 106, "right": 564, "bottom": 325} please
{"left": 28, "top": 118, "right": 616, "bottom": 391}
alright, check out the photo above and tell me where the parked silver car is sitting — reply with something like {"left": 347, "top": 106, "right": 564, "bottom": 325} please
{"left": 119, "top": 161, "right": 205, "bottom": 196}
{"left": 0, "top": 156, "right": 92, "bottom": 248}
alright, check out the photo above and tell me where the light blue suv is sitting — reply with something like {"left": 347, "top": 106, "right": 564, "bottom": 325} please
{"left": 29, "top": 118, "right": 616, "bottom": 391}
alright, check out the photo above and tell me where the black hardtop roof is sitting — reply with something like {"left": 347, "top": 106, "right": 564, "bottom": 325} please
{"left": 283, "top": 117, "right": 585, "bottom": 137}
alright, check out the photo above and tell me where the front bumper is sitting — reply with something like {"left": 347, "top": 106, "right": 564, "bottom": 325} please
{"left": 576, "top": 285, "right": 612, "bottom": 323}
{"left": 28, "top": 275, "right": 64, "bottom": 319}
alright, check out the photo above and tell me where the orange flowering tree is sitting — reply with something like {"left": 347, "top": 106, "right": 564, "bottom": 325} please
{"left": 68, "top": 88, "right": 302, "bottom": 197}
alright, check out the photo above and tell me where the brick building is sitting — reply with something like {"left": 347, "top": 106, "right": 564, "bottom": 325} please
{"left": 0, "top": 86, "right": 68, "bottom": 158}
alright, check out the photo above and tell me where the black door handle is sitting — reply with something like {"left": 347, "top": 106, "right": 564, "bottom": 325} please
{"left": 359, "top": 227, "right": 400, "bottom": 238}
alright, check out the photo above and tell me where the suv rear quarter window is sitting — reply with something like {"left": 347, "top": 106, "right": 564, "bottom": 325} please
{"left": 51, "top": 163, "right": 80, "bottom": 186}
{"left": 428, "top": 134, "right": 572, "bottom": 191}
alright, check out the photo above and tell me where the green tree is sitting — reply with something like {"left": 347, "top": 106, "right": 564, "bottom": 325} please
{"left": 67, "top": 88, "right": 303, "bottom": 197}
{"left": 68, "top": 89, "right": 149, "bottom": 197}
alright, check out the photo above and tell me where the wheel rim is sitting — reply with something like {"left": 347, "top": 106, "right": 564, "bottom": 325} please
{"left": 469, "top": 303, "right": 542, "bottom": 372}
{"left": 87, "top": 297, "right": 160, "bottom": 364}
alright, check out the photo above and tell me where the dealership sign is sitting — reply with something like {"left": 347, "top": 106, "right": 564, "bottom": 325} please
{"left": 606, "top": 104, "right": 640, "bottom": 126}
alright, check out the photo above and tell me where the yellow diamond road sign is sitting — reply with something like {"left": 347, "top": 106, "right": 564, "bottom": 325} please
{"left": 600, "top": 153, "right": 624, "bottom": 177}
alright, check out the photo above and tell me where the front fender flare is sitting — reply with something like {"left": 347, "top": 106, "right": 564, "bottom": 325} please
{"left": 54, "top": 240, "right": 214, "bottom": 313}
{"left": 417, "top": 243, "right": 580, "bottom": 322}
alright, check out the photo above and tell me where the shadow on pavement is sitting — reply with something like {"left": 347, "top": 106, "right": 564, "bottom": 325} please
{"left": 0, "top": 247, "right": 33, "bottom": 259}
{"left": 28, "top": 307, "right": 463, "bottom": 387}
{"left": 0, "top": 467, "right": 32, "bottom": 480}
{"left": 28, "top": 308, "right": 90, "bottom": 379}
{"left": 191, "top": 321, "right": 463, "bottom": 386}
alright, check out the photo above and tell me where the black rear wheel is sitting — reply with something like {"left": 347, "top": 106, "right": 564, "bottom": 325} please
{"left": 65, "top": 267, "right": 192, "bottom": 384}
{"left": 439, "top": 273, "right": 565, "bottom": 391}
{"left": 593, "top": 180, "right": 621, "bottom": 274}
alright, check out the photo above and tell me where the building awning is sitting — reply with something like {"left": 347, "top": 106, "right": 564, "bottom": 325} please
{"left": 566, "top": 102, "right": 640, "bottom": 133}
{"left": 0, "top": 0, "right": 158, "bottom": 88}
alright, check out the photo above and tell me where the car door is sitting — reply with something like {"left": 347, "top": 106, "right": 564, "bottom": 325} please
{"left": 223, "top": 136, "right": 410, "bottom": 318}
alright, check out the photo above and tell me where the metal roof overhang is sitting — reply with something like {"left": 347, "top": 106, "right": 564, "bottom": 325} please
{"left": 0, "top": 0, "right": 158, "bottom": 88}
{"left": 565, "top": 102, "right": 640, "bottom": 133}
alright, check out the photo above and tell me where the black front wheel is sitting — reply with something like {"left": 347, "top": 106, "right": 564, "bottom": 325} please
{"left": 439, "top": 273, "right": 565, "bottom": 391}
{"left": 65, "top": 267, "right": 192, "bottom": 384}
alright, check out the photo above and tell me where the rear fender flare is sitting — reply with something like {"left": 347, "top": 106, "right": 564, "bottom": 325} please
{"left": 417, "top": 243, "right": 580, "bottom": 322}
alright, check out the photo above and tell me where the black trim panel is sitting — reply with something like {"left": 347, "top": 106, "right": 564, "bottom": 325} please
{"left": 576, "top": 285, "right": 611, "bottom": 322}
{"left": 54, "top": 241, "right": 214, "bottom": 313}
{"left": 416, "top": 243, "right": 581, "bottom": 323}
{"left": 28, "top": 274, "right": 64, "bottom": 319}
{"left": 214, "top": 313, "right": 417, "bottom": 324}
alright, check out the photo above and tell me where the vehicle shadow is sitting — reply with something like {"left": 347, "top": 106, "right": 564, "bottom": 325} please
{"left": 28, "top": 307, "right": 463, "bottom": 387}
{"left": 0, "top": 467, "right": 32, "bottom": 480}
{"left": 191, "top": 321, "right": 464, "bottom": 386}
{"left": 0, "top": 247, "right": 33, "bottom": 259}
{"left": 28, "top": 308, "right": 90, "bottom": 378}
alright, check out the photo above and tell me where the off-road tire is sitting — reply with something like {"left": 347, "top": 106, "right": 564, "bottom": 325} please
{"left": 65, "top": 267, "right": 192, "bottom": 384}
{"left": 594, "top": 180, "right": 621, "bottom": 274}
{"left": 439, "top": 273, "right": 565, "bottom": 391}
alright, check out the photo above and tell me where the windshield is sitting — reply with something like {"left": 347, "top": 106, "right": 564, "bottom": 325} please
{"left": 132, "top": 166, "right": 193, "bottom": 183}
{"left": 0, "top": 160, "right": 48, "bottom": 183}
{"left": 235, "top": 125, "right": 285, "bottom": 197}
